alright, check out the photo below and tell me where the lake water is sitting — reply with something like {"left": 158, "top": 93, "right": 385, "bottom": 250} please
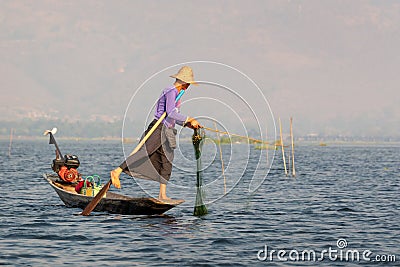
{"left": 0, "top": 139, "right": 399, "bottom": 266}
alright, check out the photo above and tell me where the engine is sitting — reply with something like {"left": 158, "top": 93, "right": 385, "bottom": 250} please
{"left": 52, "top": 154, "right": 80, "bottom": 182}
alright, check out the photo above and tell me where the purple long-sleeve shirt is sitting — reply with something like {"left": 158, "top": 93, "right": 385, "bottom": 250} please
{"left": 154, "top": 86, "right": 188, "bottom": 128}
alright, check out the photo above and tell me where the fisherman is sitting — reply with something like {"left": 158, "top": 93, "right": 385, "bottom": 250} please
{"left": 110, "top": 66, "right": 201, "bottom": 200}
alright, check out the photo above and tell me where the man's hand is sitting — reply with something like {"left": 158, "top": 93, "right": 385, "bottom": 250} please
{"left": 185, "top": 118, "right": 202, "bottom": 129}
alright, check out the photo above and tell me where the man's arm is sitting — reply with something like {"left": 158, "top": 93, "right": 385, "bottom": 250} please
{"left": 165, "top": 90, "right": 188, "bottom": 126}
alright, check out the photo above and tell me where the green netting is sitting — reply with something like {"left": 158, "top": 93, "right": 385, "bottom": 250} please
{"left": 192, "top": 128, "right": 208, "bottom": 216}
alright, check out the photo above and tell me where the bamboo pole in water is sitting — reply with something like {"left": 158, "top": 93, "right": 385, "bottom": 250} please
{"left": 279, "top": 118, "right": 288, "bottom": 176}
{"left": 290, "top": 117, "right": 296, "bottom": 177}
{"left": 214, "top": 122, "right": 226, "bottom": 194}
{"left": 288, "top": 139, "right": 291, "bottom": 175}
{"left": 8, "top": 128, "right": 14, "bottom": 157}
{"left": 266, "top": 126, "right": 269, "bottom": 166}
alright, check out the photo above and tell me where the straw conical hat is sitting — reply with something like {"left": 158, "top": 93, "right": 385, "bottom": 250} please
{"left": 170, "top": 66, "right": 198, "bottom": 85}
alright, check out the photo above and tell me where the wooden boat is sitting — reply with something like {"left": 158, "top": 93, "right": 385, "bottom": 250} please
{"left": 44, "top": 173, "right": 184, "bottom": 215}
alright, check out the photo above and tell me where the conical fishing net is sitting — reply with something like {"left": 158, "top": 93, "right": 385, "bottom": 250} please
{"left": 192, "top": 128, "right": 208, "bottom": 216}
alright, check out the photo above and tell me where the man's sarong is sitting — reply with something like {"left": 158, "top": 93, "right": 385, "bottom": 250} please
{"left": 119, "top": 120, "right": 176, "bottom": 184}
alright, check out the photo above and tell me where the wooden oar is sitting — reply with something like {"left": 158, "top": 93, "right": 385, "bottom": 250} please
{"left": 81, "top": 90, "right": 185, "bottom": 216}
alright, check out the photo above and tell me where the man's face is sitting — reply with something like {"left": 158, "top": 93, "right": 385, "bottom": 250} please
{"left": 182, "top": 83, "right": 190, "bottom": 90}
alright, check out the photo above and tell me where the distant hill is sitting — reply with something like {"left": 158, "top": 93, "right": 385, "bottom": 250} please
{"left": 0, "top": 118, "right": 123, "bottom": 138}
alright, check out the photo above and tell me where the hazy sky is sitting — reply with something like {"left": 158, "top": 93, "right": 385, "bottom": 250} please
{"left": 1, "top": 1, "right": 399, "bottom": 137}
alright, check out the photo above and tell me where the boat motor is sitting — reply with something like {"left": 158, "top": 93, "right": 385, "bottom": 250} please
{"left": 44, "top": 128, "right": 81, "bottom": 183}
{"left": 52, "top": 154, "right": 80, "bottom": 182}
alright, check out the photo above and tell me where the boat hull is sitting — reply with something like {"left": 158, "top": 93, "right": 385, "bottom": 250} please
{"left": 44, "top": 174, "right": 184, "bottom": 215}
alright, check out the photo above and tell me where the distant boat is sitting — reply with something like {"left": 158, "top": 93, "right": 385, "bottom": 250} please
{"left": 274, "top": 140, "right": 289, "bottom": 148}
{"left": 123, "top": 137, "right": 135, "bottom": 144}
{"left": 319, "top": 142, "right": 327, "bottom": 146}
{"left": 254, "top": 144, "right": 276, "bottom": 150}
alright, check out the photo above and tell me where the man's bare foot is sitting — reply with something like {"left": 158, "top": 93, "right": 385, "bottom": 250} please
{"left": 158, "top": 195, "right": 172, "bottom": 201}
{"left": 110, "top": 168, "right": 122, "bottom": 189}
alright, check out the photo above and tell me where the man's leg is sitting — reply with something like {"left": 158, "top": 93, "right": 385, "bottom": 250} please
{"left": 111, "top": 120, "right": 161, "bottom": 189}
{"left": 159, "top": 183, "right": 170, "bottom": 200}
{"left": 158, "top": 144, "right": 173, "bottom": 200}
